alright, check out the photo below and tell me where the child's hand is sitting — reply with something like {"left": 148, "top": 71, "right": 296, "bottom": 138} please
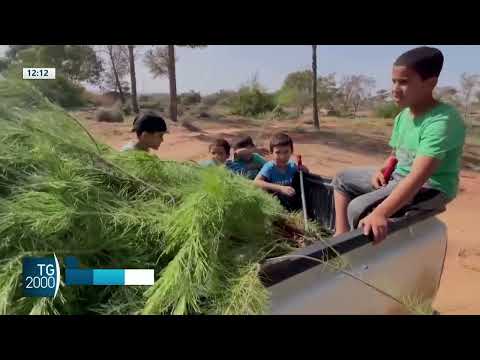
{"left": 371, "top": 170, "right": 386, "bottom": 189}
{"left": 358, "top": 212, "right": 389, "bottom": 244}
{"left": 280, "top": 186, "right": 296, "bottom": 197}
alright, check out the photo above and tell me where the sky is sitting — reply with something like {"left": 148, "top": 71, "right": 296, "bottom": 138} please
{"left": 1, "top": 45, "right": 479, "bottom": 95}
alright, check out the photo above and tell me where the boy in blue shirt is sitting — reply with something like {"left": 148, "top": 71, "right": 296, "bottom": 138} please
{"left": 227, "top": 136, "right": 266, "bottom": 179}
{"left": 254, "top": 132, "right": 309, "bottom": 210}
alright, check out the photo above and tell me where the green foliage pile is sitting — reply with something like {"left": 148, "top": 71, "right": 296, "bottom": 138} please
{"left": 0, "top": 79, "right": 311, "bottom": 315}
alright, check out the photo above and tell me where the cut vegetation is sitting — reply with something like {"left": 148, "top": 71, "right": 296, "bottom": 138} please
{"left": 0, "top": 79, "right": 331, "bottom": 315}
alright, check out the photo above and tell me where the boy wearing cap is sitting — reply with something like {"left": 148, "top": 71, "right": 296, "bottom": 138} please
{"left": 332, "top": 46, "right": 466, "bottom": 244}
{"left": 121, "top": 112, "right": 168, "bottom": 152}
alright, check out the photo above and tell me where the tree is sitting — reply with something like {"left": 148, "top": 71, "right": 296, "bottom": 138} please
{"left": 170, "top": 45, "right": 207, "bottom": 122}
{"left": 317, "top": 74, "right": 338, "bottom": 109}
{"left": 376, "top": 89, "right": 390, "bottom": 102}
{"left": 459, "top": 72, "right": 480, "bottom": 124}
{"left": 339, "top": 75, "right": 376, "bottom": 117}
{"left": 127, "top": 45, "right": 139, "bottom": 113}
{"left": 144, "top": 45, "right": 207, "bottom": 122}
{"left": 5, "top": 45, "right": 33, "bottom": 60}
{"left": 280, "top": 70, "right": 312, "bottom": 116}
{"left": 97, "top": 45, "right": 130, "bottom": 104}
{"left": 277, "top": 87, "right": 310, "bottom": 117}
{"left": 435, "top": 86, "right": 460, "bottom": 107}
{"left": 143, "top": 46, "right": 169, "bottom": 78}
{"left": 167, "top": 45, "right": 178, "bottom": 122}
{"left": 0, "top": 58, "right": 8, "bottom": 73}
{"left": 312, "top": 45, "right": 319, "bottom": 129}
{"left": 14, "top": 45, "right": 103, "bottom": 85}
{"left": 283, "top": 70, "right": 314, "bottom": 95}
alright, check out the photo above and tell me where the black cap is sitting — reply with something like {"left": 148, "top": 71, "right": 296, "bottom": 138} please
{"left": 132, "top": 112, "right": 168, "bottom": 134}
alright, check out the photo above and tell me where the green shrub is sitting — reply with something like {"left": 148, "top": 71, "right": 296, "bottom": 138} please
{"left": 271, "top": 105, "right": 291, "bottom": 120}
{"left": 276, "top": 87, "right": 310, "bottom": 116}
{"left": 375, "top": 102, "right": 401, "bottom": 119}
{"left": 3, "top": 64, "right": 86, "bottom": 109}
{"left": 202, "top": 90, "right": 237, "bottom": 106}
{"left": 33, "top": 76, "right": 86, "bottom": 109}
{"left": 180, "top": 91, "right": 201, "bottom": 106}
{"left": 230, "top": 87, "right": 276, "bottom": 117}
{"left": 95, "top": 108, "right": 124, "bottom": 123}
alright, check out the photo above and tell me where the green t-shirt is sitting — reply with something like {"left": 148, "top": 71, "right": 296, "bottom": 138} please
{"left": 227, "top": 153, "right": 267, "bottom": 179}
{"left": 388, "top": 102, "right": 466, "bottom": 199}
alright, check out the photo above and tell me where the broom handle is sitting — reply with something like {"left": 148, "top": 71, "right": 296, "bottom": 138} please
{"left": 297, "top": 155, "right": 308, "bottom": 230}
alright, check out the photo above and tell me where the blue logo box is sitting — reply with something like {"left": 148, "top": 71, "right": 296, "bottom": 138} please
{"left": 22, "top": 256, "right": 59, "bottom": 298}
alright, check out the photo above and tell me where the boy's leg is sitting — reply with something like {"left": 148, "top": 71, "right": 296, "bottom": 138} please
{"left": 331, "top": 167, "right": 379, "bottom": 235}
{"left": 346, "top": 180, "right": 401, "bottom": 229}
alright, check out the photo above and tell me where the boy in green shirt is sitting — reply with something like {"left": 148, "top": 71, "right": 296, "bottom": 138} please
{"left": 332, "top": 46, "right": 466, "bottom": 243}
{"left": 121, "top": 112, "right": 168, "bottom": 152}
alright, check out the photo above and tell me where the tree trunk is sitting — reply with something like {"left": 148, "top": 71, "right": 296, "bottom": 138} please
{"left": 353, "top": 100, "right": 360, "bottom": 119}
{"left": 168, "top": 45, "right": 178, "bottom": 122}
{"left": 312, "top": 45, "right": 320, "bottom": 129}
{"left": 108, "top": 46, "right": 125, "bottom": 105}
{"left": 128, "top": 45, "right": 139, "bottom": 113}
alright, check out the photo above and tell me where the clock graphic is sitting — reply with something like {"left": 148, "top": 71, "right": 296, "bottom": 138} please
{"left": 23, "top": 67, "right": 56, "bottom": 80}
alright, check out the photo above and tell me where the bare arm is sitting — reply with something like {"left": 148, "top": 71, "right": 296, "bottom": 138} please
{"left": 372, "top": 150, "right": 397, "bottom": 188}
{"left": 373, "top": 155, "right": 440, "bottom": 218}
{"left": 254, "top": 175, "right": 285, "bottom": 194}
{"left": 360, "top": 155, "right": 440, "bottom": 243}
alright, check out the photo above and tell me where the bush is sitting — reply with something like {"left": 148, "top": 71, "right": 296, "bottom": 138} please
{"left": 202, "top": 90, "right": 237, "bottom": 106}
{"left": 276, "top": 87, "right": 310, "bottom": 116}
{"left": 230, "top": 87, "right": 276, "bottom": 117}
{"left": 3, "top": 64, "right": 86, "bottom": 109}
{"left": 271, "top": 105, "right": 290, "bottom": 120}
{"left": 375, "top": 102, "right": 401, "bottom": 118}
{"left": 180, "top": 91, "right": 201, "bottom": 106}
{"left": 35, "top": 76, "right": 87, "bottom": 109}
{"left": 139, "top": 100, "right": 165, "bottom": 112}
{"left": 95, "top": 108, "right": 124, "bottom": 123}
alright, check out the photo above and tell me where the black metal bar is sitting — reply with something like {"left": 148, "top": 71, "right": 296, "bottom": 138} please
{"left": 260, "top": 208, "right": 443, "bottom": 288}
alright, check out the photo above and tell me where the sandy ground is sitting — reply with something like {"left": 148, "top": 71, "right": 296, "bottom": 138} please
{"left": 78, "top": 111, "right": 480, "bottom": 315}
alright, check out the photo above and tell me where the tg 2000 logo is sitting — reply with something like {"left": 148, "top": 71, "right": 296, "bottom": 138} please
{"left": 22, "top": 255, "right": 60, "bottom": 298}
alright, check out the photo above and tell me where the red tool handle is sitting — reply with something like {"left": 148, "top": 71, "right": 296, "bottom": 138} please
{"left": 297, "top": 155, "right": 303, "bottom": 167}
{"left": 382, "top": 156, "right": 398, "bottom": 182}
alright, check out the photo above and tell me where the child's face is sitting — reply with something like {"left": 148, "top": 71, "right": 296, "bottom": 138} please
{"left": 392, "top": 65, "right": 437, "bottom": 108}
{"left": 140, "top": 131, "right": 165, "bottom": 150}
{"left": 210, "top": 146, "right": 228, "bottom": 164}
{"left": 234, "top": 146, "right": 255, "bottom": 161}
{"left": 272, "top": 145, "right": 292, "bottom": 166}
